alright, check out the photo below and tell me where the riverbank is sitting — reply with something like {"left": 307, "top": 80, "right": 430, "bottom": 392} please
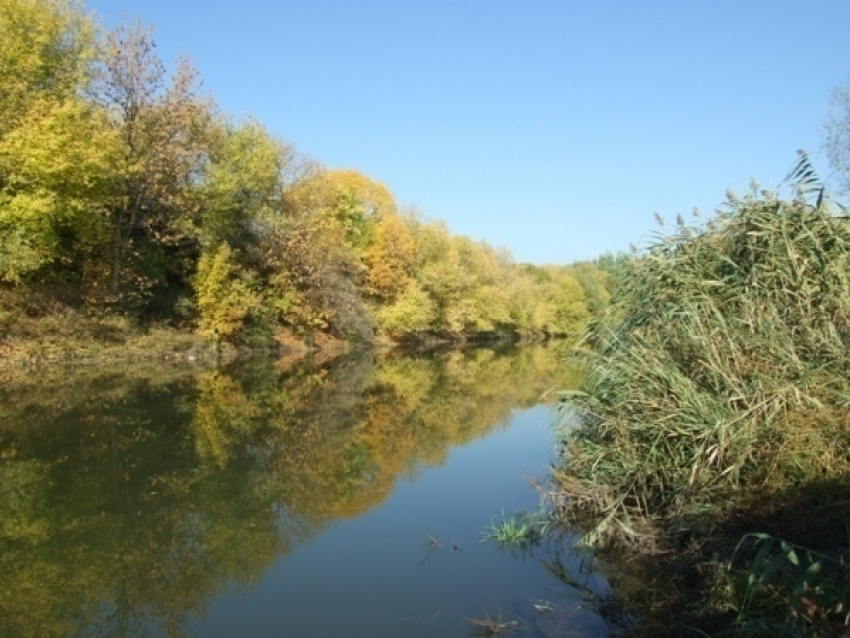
{"left": 551, "top": 184, "right": 850, "bottom": 635}
{"left": 0, "top": 297, "right": 353, "bottom": 375}
{"left": 0, "top": 317, "right": 202, "bottom": 370}
{"left": 0, "top": 300, "right": 555, "bottom": 376}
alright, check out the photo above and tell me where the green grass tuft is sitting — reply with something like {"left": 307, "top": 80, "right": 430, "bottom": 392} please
{"left": 481, "top": 509, "right": 548, "bottom": 553}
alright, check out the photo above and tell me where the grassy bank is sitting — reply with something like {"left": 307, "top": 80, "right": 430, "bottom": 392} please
{"left": 0, "top": 289, "right": 355, "bottom": 375}
{"left": 0, "top": 291, "right": 551, "bottom": 374}
{"left": 0, "top": 293, "right": 203, "bottom": 370}
{"left": 552, "top": 178, "right": 850, "bottom": 635}
{"left": 0, "top": 295, "right": 542, "bottom": 374}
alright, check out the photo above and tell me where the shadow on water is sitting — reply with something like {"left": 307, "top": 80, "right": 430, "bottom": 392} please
{"left": 584, "top": 478, "right": 850, "bottom": 637}
{"left": 0, "top": 342, "right": 612, "bottom": 637}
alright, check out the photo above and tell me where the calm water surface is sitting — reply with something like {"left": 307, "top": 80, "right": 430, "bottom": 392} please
{"left": 0, "top": 344, "right": 609, "bottom": 637}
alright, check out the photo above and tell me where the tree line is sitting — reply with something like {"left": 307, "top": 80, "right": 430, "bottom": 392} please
{"left": 0, "top": 0, "right": 613, "bottom": 348}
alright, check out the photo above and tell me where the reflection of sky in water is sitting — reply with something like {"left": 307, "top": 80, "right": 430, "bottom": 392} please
{"left": 190, "top": 405, "right": 608, "bottom": 638}
{"left": 0, "top": 345, "right": 609, "bottom": 637}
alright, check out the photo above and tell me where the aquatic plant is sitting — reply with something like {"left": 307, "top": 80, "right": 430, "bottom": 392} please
{"left": 466, "top": 611, "right": 521, "bottom": 635}
{"left": 552, "top": 154, "right": 850, "bottom": 633}
{"left": 481, "top": 509, "right": 548, "bottom": 553}
{"left": 558, "top": 172, "right": 850, "bottom": 531}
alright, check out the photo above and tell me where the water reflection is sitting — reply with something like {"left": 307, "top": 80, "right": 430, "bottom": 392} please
{"left": 0, "top": 343, "right": 586, "bottom": 637}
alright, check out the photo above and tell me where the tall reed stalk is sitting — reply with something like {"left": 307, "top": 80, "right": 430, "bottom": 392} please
{"left": 553, "top": 173, "right": 850, "bottom": 632}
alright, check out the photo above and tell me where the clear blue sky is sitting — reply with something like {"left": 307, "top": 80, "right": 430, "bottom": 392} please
{"left": 86, "top": 0, "right": 849, "bottom": 264}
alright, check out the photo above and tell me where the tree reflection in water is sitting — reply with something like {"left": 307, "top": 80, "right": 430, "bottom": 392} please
{"left": 0, "top": 343, "right": 582, "bottom": 637}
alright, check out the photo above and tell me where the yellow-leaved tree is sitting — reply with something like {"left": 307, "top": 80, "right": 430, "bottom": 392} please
{"left": 0, "top": 99, "right": 122, "bottom": 284}
{"left": 194, "top": 243, "right": 260, "bottom": 343}
{"left": 0, "top": 0, "right": 96, "bottom": 137}
{"left": 0, "top": 0, "right": 118, "bottom": 286}
{"left": 362, "top": 210, "right": 415, "bottom": 302}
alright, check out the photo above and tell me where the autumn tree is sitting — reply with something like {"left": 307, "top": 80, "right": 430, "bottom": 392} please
{"left": 0, "top": 0, "right": 113, "bottom": 286}
{"left": 307, "top": 170, "right": 396, "bottom": 249}
{"left": 362, "top": 210, "right": 415, "bottom": 302}
{"left": 551, "top": 271, "right": 590, "bottom": 335}
{"left": 258, "top": 210, "right": 373, "bottom": 339}
{"left": 199, "top": 119, "right": 284, "bottom": 250}
{"left": 0, "top": 97, "right": 122, "bottom": 286}
{"left": 92, "top": 18, "right": 215, "bottom": 310}
{"left": 0, "top": 0, "right": 96, "bottom": 136}
{"left": 407, "top": 219, "right": 466, "bottom": 332}
{"left": 564, "top": 262, "right": 610, "bottom": 315}
{"left": 194, "top": 242, "right": 260, "bottom": 343}
{"left": 400, "top": 220, "right": 521, "bottom": 334}
{"left": 271, "top": 169, "right": 408, "bottom": 339}
{"left": 376, "top": 280, "right": 435, "bottom": 334}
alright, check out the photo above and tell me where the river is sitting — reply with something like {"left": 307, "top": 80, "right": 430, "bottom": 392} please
{"left": 0, "top": 343, "right": 611, "bottom": 637}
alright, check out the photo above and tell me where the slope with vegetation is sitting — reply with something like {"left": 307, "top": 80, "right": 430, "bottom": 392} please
{"left": 553, "top": 156, "right": 850, "bottom": 635}
{"left": 0, "top": 0, "right": 608, "bottom": 365}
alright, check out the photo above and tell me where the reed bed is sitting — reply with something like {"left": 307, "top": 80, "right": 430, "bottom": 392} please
{"left": 552, "top": 179, "right": 850, "bottom": 634}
